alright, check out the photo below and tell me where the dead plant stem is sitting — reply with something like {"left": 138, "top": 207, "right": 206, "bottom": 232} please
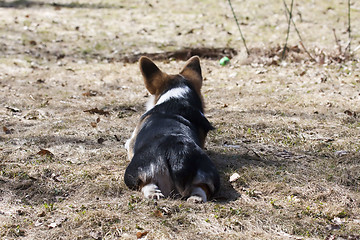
{"left": 227, "top": 0, "right": 250, "bottom": 56}
{"left": 283, "top": 0, "right": 315, "bottom": 61}
{"left": 333, "top": 28, "right": 342, "bottom": 55}
{"left": 346, "top": 0, "right": 351, "bottom": 53}
{"left": 282, "top": 0, "right": 294, "bottom": 60}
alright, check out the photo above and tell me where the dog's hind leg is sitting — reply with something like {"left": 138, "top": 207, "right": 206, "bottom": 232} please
{"left": 186, "top": 167, "right": 219, "bottom": 203}
{"left": 187, "top": 186, "right": 207, "bottom": 203}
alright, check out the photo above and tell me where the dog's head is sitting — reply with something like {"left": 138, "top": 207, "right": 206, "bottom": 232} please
{"left": 139, "top": 56, "right": 204, "bottom": 107}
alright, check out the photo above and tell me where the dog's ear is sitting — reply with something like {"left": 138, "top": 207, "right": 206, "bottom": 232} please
{"left": 180, "top": 56, "right": 203, "bottom": 93}
{"left": 139, "top": 56, "right": 166, "bottom": 94}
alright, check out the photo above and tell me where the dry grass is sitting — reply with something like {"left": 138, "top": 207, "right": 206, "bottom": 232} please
{"left": 1, "top": 0, "right": 360, "bottom": 239}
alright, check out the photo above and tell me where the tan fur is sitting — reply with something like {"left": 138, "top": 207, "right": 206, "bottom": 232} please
{"left": 180, "top": 56, "right": 203, "bottom": 96}
{"left": 139, "top": 56, "right": 169, "bottom": 96}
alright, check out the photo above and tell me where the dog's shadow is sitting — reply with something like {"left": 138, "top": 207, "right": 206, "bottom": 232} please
{"left": 207, "top": 147, "right": 264, "bottom": 203}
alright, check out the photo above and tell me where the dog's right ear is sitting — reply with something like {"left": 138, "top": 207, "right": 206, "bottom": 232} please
{"left": 180, "top": 56, "right": 203, "bottom": 95}
{"left": 139, "top": 56, "right": 165, "bottom": 95}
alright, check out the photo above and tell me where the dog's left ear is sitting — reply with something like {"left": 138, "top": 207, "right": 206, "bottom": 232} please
{"left": 139, "top": 56, "right": 167, "bottom": 95}
{"left": 180, "top": 56, "right": 203, "bottom": 93}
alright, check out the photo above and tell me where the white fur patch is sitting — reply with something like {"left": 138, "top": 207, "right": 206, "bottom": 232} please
{"left": 145, "top": 86, "right": 190, "bottom": 112}
{"left": 156, "top": 86, "right": 190, "bottom": 106}
{"left": 145, "top": 95, "right": 156, "bottom": 111}
{"left": 187, "top": 187, "right": 207, "bottom": 203}
{"left": 141, "top": 183, "right": 164, "bottom": 200}
{"left": 125, "top": 129, "right": 136, "bottom": 151}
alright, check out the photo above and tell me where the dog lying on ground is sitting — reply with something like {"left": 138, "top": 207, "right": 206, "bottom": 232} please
{"left": 124, "top": 56, "right": 220, "bottom": 203}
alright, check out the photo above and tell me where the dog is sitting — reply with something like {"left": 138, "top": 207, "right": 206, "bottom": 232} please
{"left": 124, "top": 56, "right": 220, "bottom": 203}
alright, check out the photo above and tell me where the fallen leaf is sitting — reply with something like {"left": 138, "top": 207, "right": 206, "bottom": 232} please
{"left": 224, "top": 144, "right": 241, "bottom": 149}
{"left": 3, "top": 126, "right": 12, "bottom": 134}
{"left": 114, "top": 135, "right": 120, "bottom": 141}
{"left": 335, "top": 150, "right": 348, "bottom": 157}
{"left": 48, "top": 222, "right": 57, "bottom": 229}
{"left": 57, "top": 53, "right": 65, "bottom": 60}
{"left": 38, "top": 211, "right": 46, "bottom": 217}
{"left": 48, "top": 217, "right": 67, "bottom": 229}
{"left": 255, "top": 69, "right": 267, "bottom": 75}
{"left": 37, "top": 149, "right": 54, "bottom": 158}
{"left": 186, "top": 28, "right": 195, "bottom": 34}
{"left": 90, "top": 231, "right": 102, "bottom": 240}
{"left": 255, "top": 80, "right": 266, "bottom": 84}
{"left": 153, "top": 209, "right": 163, "bottom": 218}
{"left": 136, "top": 231, "right": 149, "bottom": 239}
{"left": 90, "top": 122, "right": 97, "bottom": 128}
{"left": 344, "top": 110, "right": 356, "bottom": 117}
{"left": 34, "top": 220, "right": 43, "bottom": 227}
{"left": 6, "top": 106, "right": 21, "bottom": 112}
{"left": 84, "top": 108, "right": 110, "bottom": 116}
{"left": 290, "top": 45, "right": 301, "bottom": 53}
{"left": 299, "top": 70, "right": 307, "bottom": 76}
{"left": 124, "top": 107, "right": 137, "bottom": 112}
{"left": 82, "top": 90, "right": 98, "bottom": 97}
{"left": 24, "top": 110, "right": 47, "bottom": 120}
{"left": 321, "top": 75, "right": 328, "bottom": 83}
{"left": 96, "top": 117, "right": 100, "bottom": 123}
{"left": 17, "top": 209, "right": 26, "bottom": 215}
{"left": 319, "top": 53, "right": 325, "bottom": 65}
{"left": 325, "top": 224, "right": 341, "bottom": 231}
{"left": 52, "top": 174, "right": 64, "bottom": 182}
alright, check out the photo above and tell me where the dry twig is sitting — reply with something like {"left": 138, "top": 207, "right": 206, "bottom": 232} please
{"left": 281, "top": 0, "right": 294, "bottom": 60}
{"left": 227, "top": 0, "right": 250, "bottom": 56}
{"left": 283, "top": 0, "right": 315, "bottom": 61}
{"left": 345, "top": 0, "right": 351, "bottom": 53}
{"left": 333, "top": 28, "right": 342, "bottom": 55}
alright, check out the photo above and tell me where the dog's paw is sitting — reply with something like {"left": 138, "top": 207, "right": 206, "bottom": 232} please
{"left": 148, "top": 191, "right": 165, "bottom": 200}
{"left": 187, "top": 187, "right": 207, "bottom": 203}
{"left": 141, "top": 183, "right": 164, "bottom": 200}
{"left": 187, "top": 195, "right": 204, "bottom": 204}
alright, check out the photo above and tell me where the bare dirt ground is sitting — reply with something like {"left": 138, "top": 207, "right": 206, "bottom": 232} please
{"left": 1, "top": 0, "right": 360, "bottom": 239}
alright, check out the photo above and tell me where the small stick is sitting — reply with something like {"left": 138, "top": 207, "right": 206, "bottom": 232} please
{"left": 299, "top": 41, "right": 315, "bottom": 61}
{"left": 353, "top": 45, "right": 360, "bottom": 53}
{"left": 281, "top": 0, "right": 294, "bottom": 60}
{"left": 333, "top": 28, "right": 342, "bottom": 55}
{"left": 345, "top": 0, "right": 351, "bottom": 53}
{"left": 283, "top": 0, "right": 315, "bottom": 61}
{"left": 227, "top": 0, "right": 250, "bottom": 56}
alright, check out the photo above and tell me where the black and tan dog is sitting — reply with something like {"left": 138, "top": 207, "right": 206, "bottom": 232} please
{"left": 124, "top": 56, "right": 219, "bottom": 203}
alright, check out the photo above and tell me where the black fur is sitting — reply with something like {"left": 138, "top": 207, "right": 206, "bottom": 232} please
{"left": 124, "top": 77, "right": 220, "bottom": 199}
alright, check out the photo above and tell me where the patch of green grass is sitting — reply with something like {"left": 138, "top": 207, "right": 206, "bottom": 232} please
{"left": 94, "top": 42, "right": 106, "bottom": 51}
{"left": 43, "top": 202, "right": 55, "bottom": 212}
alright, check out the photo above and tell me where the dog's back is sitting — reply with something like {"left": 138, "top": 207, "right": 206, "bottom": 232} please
{"left": 124, "top": 56, "right": 220, "bottom": 203}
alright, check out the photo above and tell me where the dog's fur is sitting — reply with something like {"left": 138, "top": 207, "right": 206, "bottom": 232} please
{"left": 124, "top": 56, "right": 220, "bottom": 203}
